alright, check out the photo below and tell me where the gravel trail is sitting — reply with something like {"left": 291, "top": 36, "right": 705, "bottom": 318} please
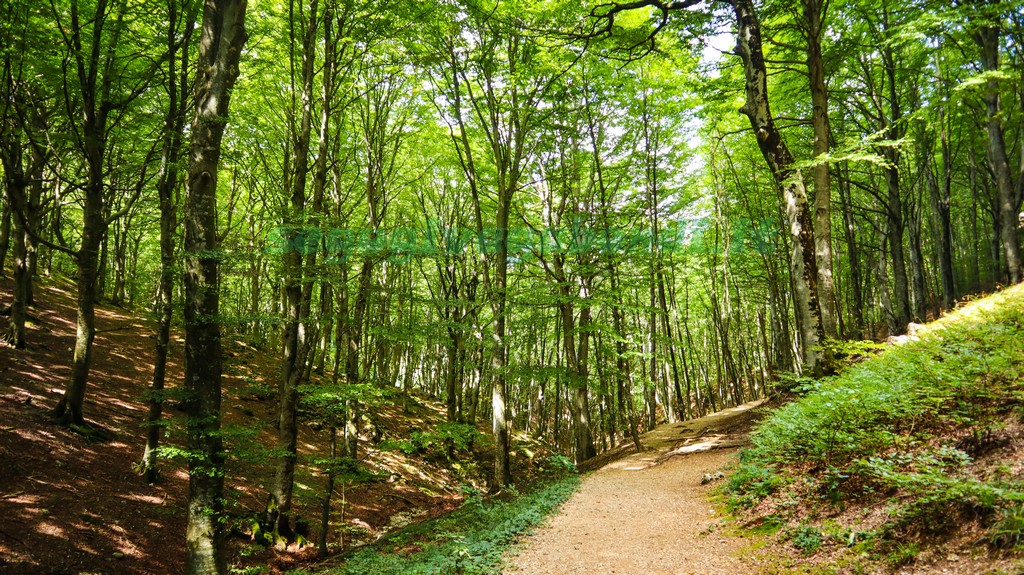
{"left": 506, "top": 403, "right": 762, "bottom": 575}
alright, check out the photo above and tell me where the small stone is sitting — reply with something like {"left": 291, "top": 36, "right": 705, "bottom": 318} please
{"left": 701, "top": 471, "right": 725, "bottom": 485}
{"left": 112, "top": 552, "right": 125, "bottom": 559}
{"left": 946, "top": 553, "right": 960, "bottom": 562}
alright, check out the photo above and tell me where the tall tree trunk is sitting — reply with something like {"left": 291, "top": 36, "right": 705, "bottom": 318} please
{"left": 53, "top": 168, "right": 104, "bottom": 426}
{"left": 804, "top": 0, "right": 838, "bottom": 340}
{"left": 867, "top": 9, "right": 913, "bottom": 333}
{"left": 343, "top": 259, "right": 372, "bottom": 459}
{"left": 731, "top": 0, "right": 825, "bottom": 375}
{"left": 974, "top": 22, "right": 1022, "bottom": 284}
{"left": 837, "top": 166, "right": 864, "bottom": 334}
{"left": 931, "top": 84, "right": 956, "bottom": 309}
{"left": 883, "top": 153, "right": 912, "bottom": 332}
{"left": 52, "top": 0, "right": 124, "bottom": 426}
{"left": 270, "top": 0, "right": 320, "bottom": 543}
{"left": 491, "top": 198, "right": 512, "bottom": 487}
{"left": 182, "top": 1, "right": 247, "bottom": 574}
{"left": 141, "top": 0, "right": 195, "bottom": 484}
{"left": 612, "top": 299, "right": 642, "bottom": 451}
{"left": 968, "top": 147, "right": 984, "bottom": 291}
{"left": 907, "top": 189, "right": 928, "bottom": 320}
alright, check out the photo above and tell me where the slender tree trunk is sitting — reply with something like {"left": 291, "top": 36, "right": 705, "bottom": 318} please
{"left": 343, "top": 259, "right": 372, "bottom": 459}
{"left": 182, "top": 2, "right": 247, "bottom": 574}
{"left": 837, "top": 167, "right": 864, "bottom": 334}
{"left": 974, "top": 23, "right": 1022, "bottom": 283}
{"left": 907, "top": 190, "right": 928, "bottom": 321}
{"left": 931, "top": 129, "right": 956, "bottom": 309}
{"left": 491, "top": 198, "right": 512, "bottom": 487}
{"left": 869, "top": 12, "right": 912, "bottom": 332}
{"left": 883, "top": 156, "right": 912, "bottom": 331}
{"left": 445, "top": 329, "right": 462, "bottom": 422}
{"left": 1, "top": 119, "right": 29, "bottom": 348}
{"left": 53, "top": 179, "right": 103, "bottom": 426}
{"left": 141, "top": 0, "right": 195, "bottom": 484}
{"left": 318, "top": 426, "right": 336, "bottom": 557}
{"left": 732, "top": 0, "right": 825, "bottom": 375}
{"left": 270, "top": 0, "right": 320, "bottom": 543}
{"left": 52, "top": 0, "right": 125, "bottom": 426}
{"left": 968, "top": 147, "right": 984, "bottom": 291}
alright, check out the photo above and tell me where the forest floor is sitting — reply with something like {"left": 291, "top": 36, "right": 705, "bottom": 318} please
{"left": 506, "top": 401, "right": 767, "bottom": 575}
{"left": 0, "top": 276, "right": 552, "bottom": 575}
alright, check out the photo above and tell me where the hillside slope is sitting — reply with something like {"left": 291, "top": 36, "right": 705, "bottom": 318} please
{"left": 728, "top": 283, "right": 1024, "bottom": 574}
{"left": 0, "top": 277, "right": 551, "bottom": 575}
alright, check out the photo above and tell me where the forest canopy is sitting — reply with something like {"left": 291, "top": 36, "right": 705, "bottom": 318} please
{"left": 1, "top": 0, "right": 1022, "bottom": 573}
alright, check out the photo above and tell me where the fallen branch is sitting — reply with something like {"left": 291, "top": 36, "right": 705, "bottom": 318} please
{"left": 25, "top": 475, "right": 79, "bottom": 494}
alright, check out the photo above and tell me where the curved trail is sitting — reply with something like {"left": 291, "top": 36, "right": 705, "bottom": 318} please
{"left": 506, "top": 403, "right": 763, "bottom": 575}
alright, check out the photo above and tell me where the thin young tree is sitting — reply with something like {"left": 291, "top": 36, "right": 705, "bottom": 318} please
{"left": 140, "top": 0, "right": 198, "bottom": 484}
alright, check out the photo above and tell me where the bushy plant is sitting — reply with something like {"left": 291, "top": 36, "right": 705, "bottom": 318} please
{"left": 788, "top": 524, "right": 823, "bottom": 555}
{"left": 284, "top": 474, "right": 581, "bottom": 575}
{"left": 727, "top": 289, "right": 1024, "bottom": 562}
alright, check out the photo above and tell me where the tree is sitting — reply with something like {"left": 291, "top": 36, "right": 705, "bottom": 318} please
{"left": 140, "top": 0, "right": 198, "bottom": 485}
{"left": 727, "top": 0, "right": 827, "bottom": 374}
{"left": 181, "top": 0, "right": 247, "bottom": 573}
{"left": 46, "top": 0, "right": 165, "bottom": 425}
{"left": 970, "top": 0, "right": 1022, "bottom": 284}
{"left": 269, "top": 0, "right": 323, "bottom": 544}
{"left": 425, "top": 0, "right": 580, "bottom": 486}
{"left": 590, "top": 0, "right": 827, "bottom": 374}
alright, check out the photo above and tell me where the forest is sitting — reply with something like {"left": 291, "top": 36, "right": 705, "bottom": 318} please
{"left": 1, "top": 0, "right": 1023, "bottom": 573}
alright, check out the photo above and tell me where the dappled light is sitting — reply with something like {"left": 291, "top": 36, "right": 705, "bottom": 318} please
{"left": 2, "top": 0, "right": 1023, "bottom": 574}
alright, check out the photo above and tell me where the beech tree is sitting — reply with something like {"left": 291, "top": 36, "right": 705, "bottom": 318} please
{"left": 181, "top": 0, "right": 247, "bottom": 573}
{"left": 2, "top": 0, "right": 1022, "bottom": 560}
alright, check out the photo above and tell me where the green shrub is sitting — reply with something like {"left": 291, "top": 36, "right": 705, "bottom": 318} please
{"left": 725, "top": 459, "right": 788, "bottom": 509}
{"left": 788, "top": 524, "right": 823, "bottom": 555}
{"left": 727, "top": 288, "right": 1024, "bottom": 561}
{"left": 381, "top": 423, "right": 481, "bottom": 459}
{"left": 988, "top": 503, "right": 1024, "bottom": 549}
{"left": 284, "top": 473, "right": 580, "bottom": 575}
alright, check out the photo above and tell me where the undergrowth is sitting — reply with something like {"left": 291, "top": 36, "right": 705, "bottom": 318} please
{"left": 726, "top": 284, "right": 1024, "bottom": 563}
{"left": 291, "top": 471, "right": 580, "bottom": 575}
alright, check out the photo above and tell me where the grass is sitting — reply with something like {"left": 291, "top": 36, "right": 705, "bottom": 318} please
{"left": 289, "top": 471, "right": 581, "bottom": 575}
{"left": 727, "top": 284, "right": 1024, "bottom": 560}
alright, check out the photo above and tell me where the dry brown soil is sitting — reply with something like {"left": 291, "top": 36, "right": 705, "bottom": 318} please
{"left": 0, "top": 277, "right": 472, "bottom": 575}
{"left": 507, "top": 402, "right": 765, "bottom": 575}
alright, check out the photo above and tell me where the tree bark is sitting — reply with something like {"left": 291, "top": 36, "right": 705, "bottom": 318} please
{"left": 803, "top": 0, "right": 838, "bottom": 340}
{"left": 1, "top": 130, "right": 29, "bottom": 349}
{"left": 906, "top": 189, "right": 928, "bottom": 321}
{"left": 142, "top": 0, "right": 195, "bottom": 484}
{"left": 730, "top": 0, "right": 825, "bottom": 375}
{"left": 837, "top": 166, "right": 864, "bottom": 335}
{"left": 183, "top": 1, "right": 247, "bottom": 574}
{"left": 974, "top": 22, "right": 1022, "bottom": 284}
{"left": 491, "top": 198, "right": 512, "bottom": 486}
{"left": 0, "top": 195, "right": 10, "bottom": 277}
{"left": 270, "top": 0, "right": 320, "bottom": 543}
{"left": 930, "top": 65, "right": 956, "bottom": 309}
{"left": 52, "top": 0, "right": 125, "bottom": 426}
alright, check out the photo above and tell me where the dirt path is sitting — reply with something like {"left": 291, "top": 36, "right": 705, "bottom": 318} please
{"left": 506, "top": 402, "right": 764, "bottom": 575}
